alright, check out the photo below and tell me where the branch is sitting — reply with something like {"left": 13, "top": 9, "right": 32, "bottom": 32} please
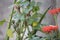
{"left": 39, "top": 6, "right": 51, "bottom": 24}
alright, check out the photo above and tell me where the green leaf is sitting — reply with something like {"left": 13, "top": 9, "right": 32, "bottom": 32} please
{"left": 33, "top": 23, "right": 41, "bottom": 30}
{"left": 0, "top": 19, "right": 6, "bottom": 26}
{"left": 23, "top": 8, "right": 29, "bottom": 14}
{"left": 13, "top": 13, "right": 25, "bottom": 21}
{"left": 27, "top": 19, "right": 34, "bottom": 25}
{"left": 13, "top": 13, "right": 20, "bottom": 19}
{"left": 29, "top": 35, "right": 46, "bottom": 40}
{"left": 29, "top": 36, "right": 40, "bottom": 40}
{"left": 16, "top": 0, "right": 24, "bottom": 4}
{"left": 31, "top": 13, "right": 43, "bottom": 18}
{"left": 20, "top": 1, "right": 29, "bottom": 7}
{"left": 19, "top": 15, "right": 25, "bottom": 21}
{"left": 28, "top": 13, "right": 43, "bottom": 24}
{"left": 32, "top": 6, "right": 40, "bottom": 12}
{"left": 23, "top": 6, "right": 32, "bottom": 14}
{"left": 40, "top": 38, "right": 46, "bottom": 40}
{"left": 30, "top": 0, "right": 35, "bottom": 7}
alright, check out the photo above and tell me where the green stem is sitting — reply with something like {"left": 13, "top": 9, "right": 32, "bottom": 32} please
{"left": 8, "top": 0, "right": 17, "bottom": 29}
{"left": 39, "top": 6, "right": 51, "bottom": 24}
{"left": 18, "top": 34, "right": 20, "bottom": 40}
{"left": 53, "top": 14, "right": 59, "bottom": 39}
{"left": 53, "top": 14, "right": 57, "bottom": 25}
{"left": 8, "top": 9, "right": 14, "bottom": 28}
{"left": 21, "top": 24, "right": 26, "bottom": 40}
{"left": 6, "top": 0, "right": 17, "bottom": 40}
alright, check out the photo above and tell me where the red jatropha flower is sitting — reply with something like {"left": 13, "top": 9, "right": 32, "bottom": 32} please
{"left": 49, "top": 25, "right": 58, "bottom": 31}
{"left": 56, "top": 8, "right": 60, "bottom": 12}
{"left": 42, "top": 25, "right": 58, "bottom": 33}
{"left": 48, "top": 8, "right": 60, "bottom": 15}
{"left": 42, "top": 26, "right": 53, "bottom": 33}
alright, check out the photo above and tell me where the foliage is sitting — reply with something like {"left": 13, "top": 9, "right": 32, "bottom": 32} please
{"left": 0, "top": 0, "right": 59, "bottom": 40}
{"left": 0, "top": 19, "right": 6, "bottom": 26}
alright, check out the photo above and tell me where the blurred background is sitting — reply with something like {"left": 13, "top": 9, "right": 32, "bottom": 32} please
{"left": 0, "top": 0, "right": 60, "bottom": 40}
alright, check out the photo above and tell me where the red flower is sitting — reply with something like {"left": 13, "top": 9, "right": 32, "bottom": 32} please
{"left": 48, "top": 9, "right": 57, "bottom": 15}
{"left": 42, "top": 26, "right": 52, "bottom": 33}
{"left": 56, "top": 8, "right": 60, "bottom": 12}
{"left": 42, "top": 25, "right": 58, "bottom": 33}
{"left": 49, "top": 25, "right": 58, "bottom": 31}
{"left": 48, "top": 8, "right": 60, "bottom": 15}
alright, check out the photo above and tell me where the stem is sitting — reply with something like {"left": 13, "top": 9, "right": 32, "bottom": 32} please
{"left": 53, "top": 14, "right": 57, "bottom": 25}
{"left": 53, "top": 14, "right": 59, "bottom": 39}
{"left": 8, "top": 9, "right": 14, "bottom": 28}
{"left": 6, "top": 0, "right": 17, "bottom": 40}
{"left": 17, "top": 34, "right": 20, "bottom": 40}
{"left": 21, "top": 24, "right": 26, "bottom": 40}
{"left": 8, "top": 0, "right": 17, "bottom": 29}
{"left": 39, "top": 6, "right": 51, "bottom": 24}
{"left": 50, "top": 33, "right": 53, "bottom": 40}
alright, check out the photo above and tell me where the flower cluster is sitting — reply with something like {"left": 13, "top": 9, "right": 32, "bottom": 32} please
{"left": 42, "top": 25, "right": 58, "bottom": 33}
{"left": 48, "top": 8, "right": 60, "bottom": 15}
